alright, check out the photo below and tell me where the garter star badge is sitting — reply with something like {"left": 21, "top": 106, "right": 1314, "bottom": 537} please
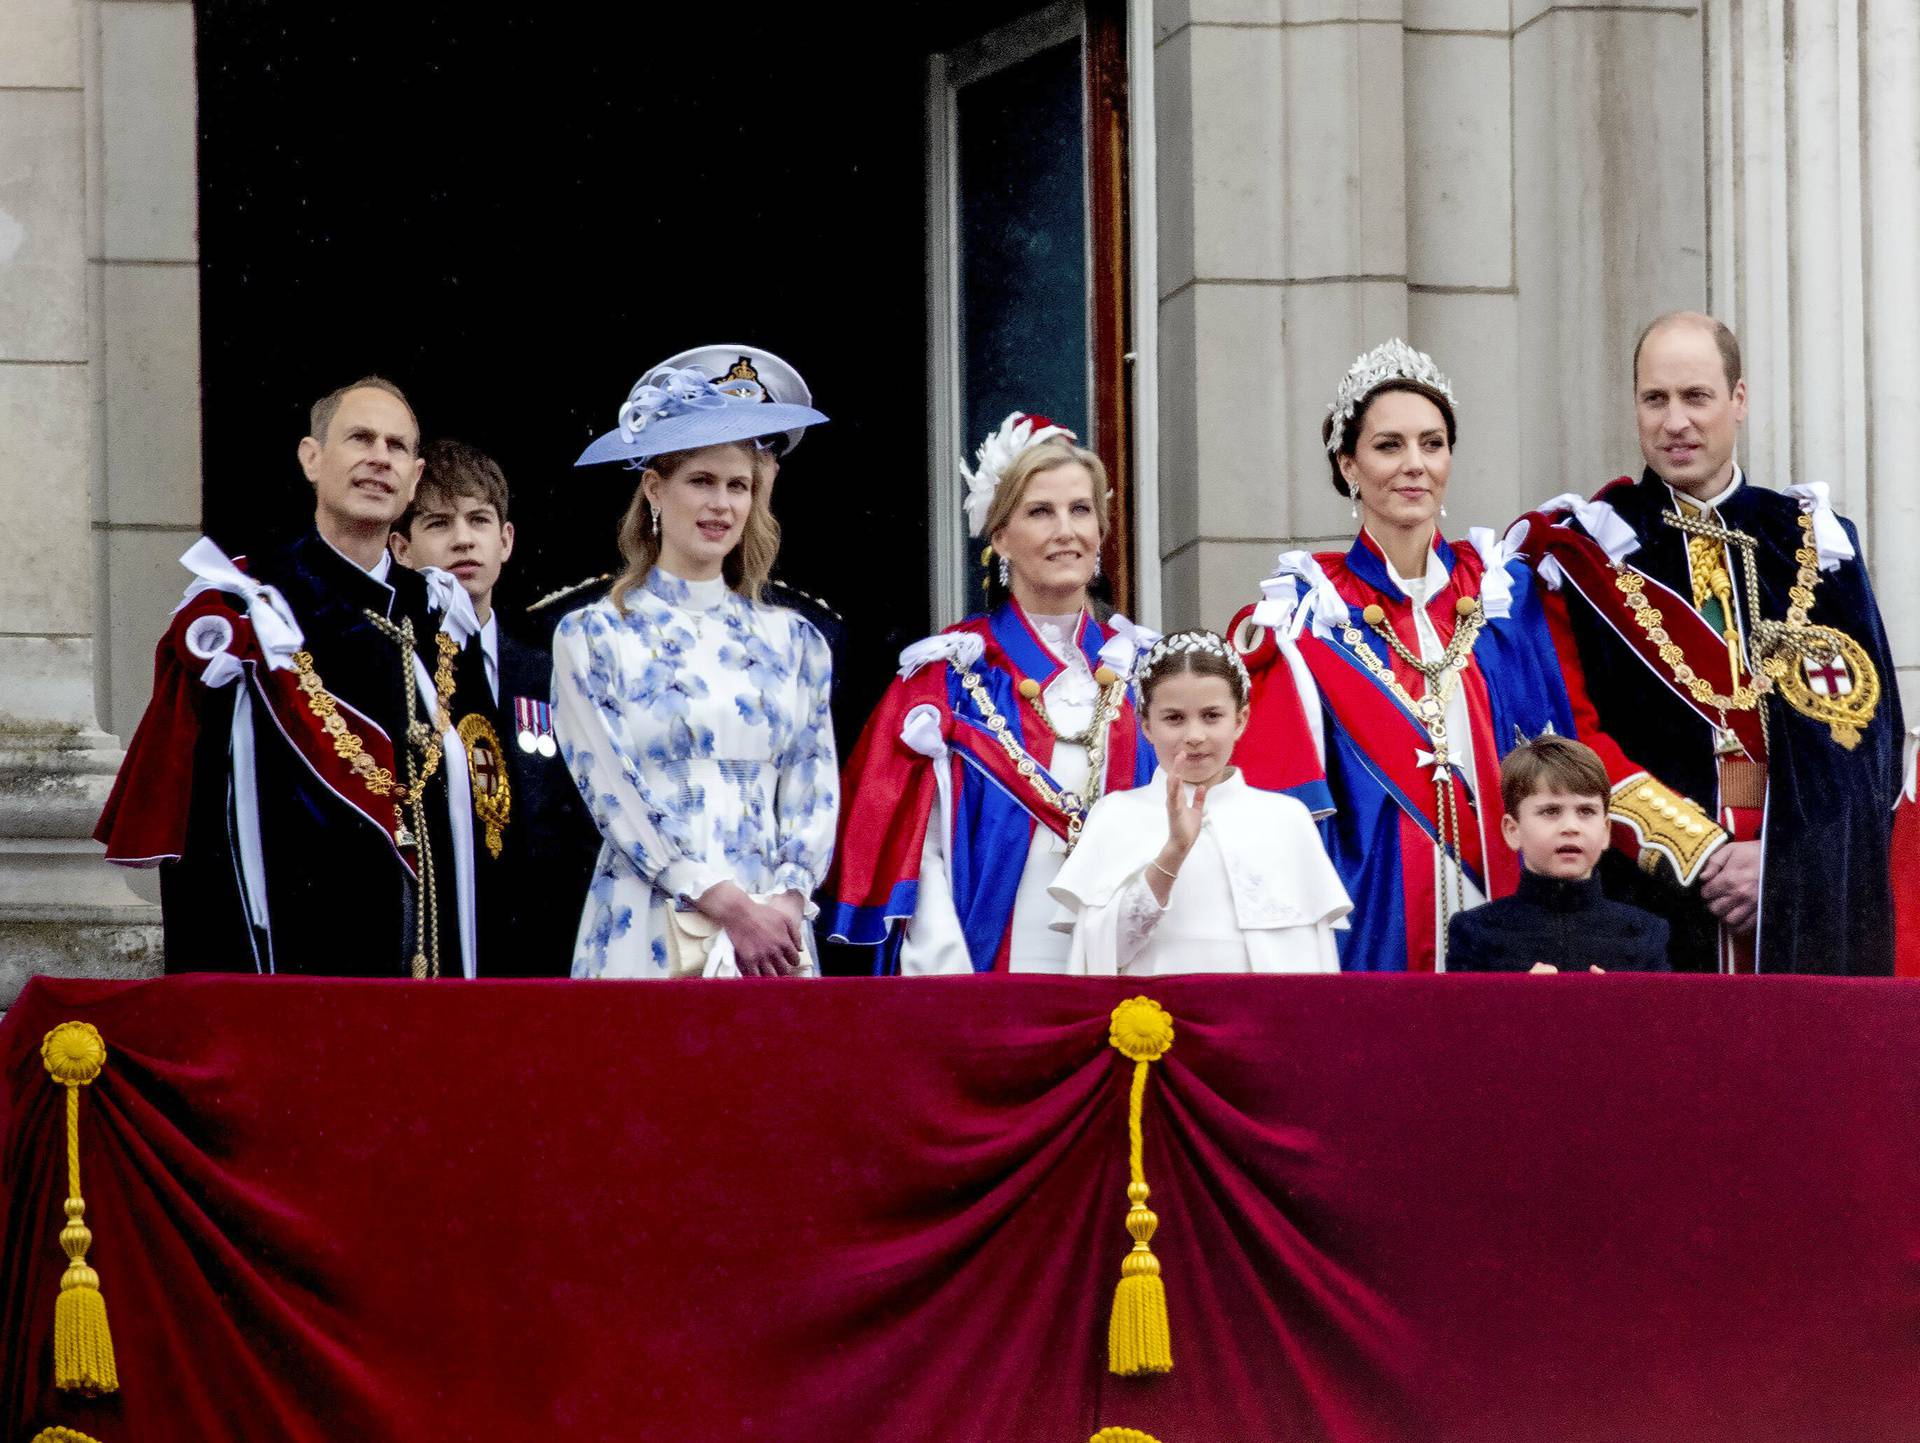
{"left": 457, "top": 712, "right": 512, "bottom": 858}
{"left": 1760, "top": 623, "right": 1880, "bottom": 751}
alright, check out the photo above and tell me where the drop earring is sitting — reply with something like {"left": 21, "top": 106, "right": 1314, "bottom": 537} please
{"left": 651, "top": 506, "right": 661, "bottom": 538}
{"left": 1350, "top": 494, "right": 1359, "bottom": 521}
{"left": 1092, "top": 551, "right": 1103, "bottom": 582}
{"left": 1440, "top": 505, "right": 1449, "bottom": 518}
{"left": 997, "top": 553, "right": 1010, "bottom": 588}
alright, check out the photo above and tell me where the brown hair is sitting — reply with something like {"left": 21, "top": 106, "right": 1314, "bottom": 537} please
{"left": 398, "top": 438, "right": 511, "bottom": 537}
{"left": 1632, "top": 311, "right": 1743, "bottom": 391}
{"left": 608, "top": 442, "right": 779, "bottom": 611}
{"left": 1321, "top": 380, "right": 1457, "bottom": 496}
{"left": 1499, "top": 735, "right": 1610, "bottom": 817}
{"left": 1138, "top": 632, "right": 1250, "bottom": 710}
{"left": 309, "top": 375, "right": 417, "bottom": 445}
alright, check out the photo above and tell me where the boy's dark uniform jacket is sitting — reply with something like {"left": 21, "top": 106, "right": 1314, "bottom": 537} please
{"left": 488, "top": 629, "right": 600, "bottom": 975}
{"left": 1446, "top": 870, "right": 1671, "bottom": 972}
{"left": 95, "top": 529, "right": 488, "bottom": 977}
{"left": 1515, "top": 471, "right": 1903, "bottom": 975}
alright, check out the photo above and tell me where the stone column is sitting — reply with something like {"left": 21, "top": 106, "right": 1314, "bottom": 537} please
{"left": 1403, "top": 0, "right": 1519, "bottom": 530}
{"left": 91, "top": 0, "right": 204, "bottom": 741}
{"left": 0, "top": 0, "right": 161, "bottom": 1005}
{"left": 1862, "top": 0, "right": 1920, "bottom": 709}
{"left": 1153, "top": 0, "right": 1409, "bottom": 629}
{"left": 1512, "top": 0, "right": 1707, "bottom": 498}
{"left": 1705, "top": 0, "right": 1920, "bottom": 710}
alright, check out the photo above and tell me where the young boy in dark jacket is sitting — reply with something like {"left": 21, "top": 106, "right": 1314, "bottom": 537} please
{"left": 1447, "top": 735, "right": 1670, "bottom": 973}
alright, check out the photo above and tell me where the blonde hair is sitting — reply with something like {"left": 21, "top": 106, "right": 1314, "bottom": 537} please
{"left": 980, "top": 436, "right": 1112, "bottom": 545}
{"left": 608, "top": 442, "right": 780, "bottom": 611}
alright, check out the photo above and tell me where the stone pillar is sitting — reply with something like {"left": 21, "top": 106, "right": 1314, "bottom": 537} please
{"left": 0, "top": 0, "right": 161, "bottom": 1005}
{"left": 1705, "top": 0, "right": 1920, "bottom": 710}
{"left": 1153, "top": 0, "right": 1409, "bottom": 629}
{"left": 1862, "top": 0, "right": 1920, "bottom": 710}
{"left": 1404, "top": 0, "right": 1519, "bottom": 530}
{"left": 1512, "top": 0, "right": 1707, "bottom": 500}
{"left": 91, "top": 0, "right": 204, "bottom": 744}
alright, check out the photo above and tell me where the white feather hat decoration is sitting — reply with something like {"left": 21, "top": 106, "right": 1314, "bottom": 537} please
{"left": 960, "top": 411, "right": 1076, "bottom": 538}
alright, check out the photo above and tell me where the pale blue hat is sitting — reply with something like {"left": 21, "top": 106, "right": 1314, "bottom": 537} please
{"left": 574, "top": 366, "right": 827, "bottom": 468}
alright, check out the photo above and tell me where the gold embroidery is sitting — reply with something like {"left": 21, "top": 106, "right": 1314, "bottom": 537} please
{"left": 1607, "top": 775, "right": 1726, "bottom": 886}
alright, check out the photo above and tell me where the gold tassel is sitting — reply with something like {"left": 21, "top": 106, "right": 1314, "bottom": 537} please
{"left": 1105, "top": 998, "right": 1174, "bottom": 1377}
{"left": 33, "top": 1428, "right": 107, "bottom": 1443}
{"left": 1090, "top": 1431, "right": 1163, "bottom": 1443}
{"left": 40, "top": 1022, "right": 118, "bottom": 1396}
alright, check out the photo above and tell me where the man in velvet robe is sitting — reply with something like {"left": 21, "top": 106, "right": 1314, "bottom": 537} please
{"left": 1518, "top": 313, "right": 1902, "bottom": 974}
{"left": 96, "top": 378, "right": 487, "bottom": 977}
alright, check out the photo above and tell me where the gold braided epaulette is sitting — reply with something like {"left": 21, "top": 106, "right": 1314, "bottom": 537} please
{"left": 1609, "top": 775, "right": 1726, "bottom": 887}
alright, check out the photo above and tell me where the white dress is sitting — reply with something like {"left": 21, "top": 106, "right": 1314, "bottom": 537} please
{"left": 899, "top": 612, "right": 1098, "bottom": 975}
{"left": 552, "top": 568, "right": 839, "bottom": 978}
{"left": 1048, "top": 768, "right": 1350, "bottom": 975}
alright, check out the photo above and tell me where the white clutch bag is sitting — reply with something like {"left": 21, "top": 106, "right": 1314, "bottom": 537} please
{"left": 662, "top": 899, "right": 817, "bottom": 979}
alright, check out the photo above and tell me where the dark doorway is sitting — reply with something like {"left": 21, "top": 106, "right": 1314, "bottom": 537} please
{"left": 196, "top": 3, "right": 1054, "bottom": 735}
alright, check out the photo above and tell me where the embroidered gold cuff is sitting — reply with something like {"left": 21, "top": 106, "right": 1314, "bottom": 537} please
{"left": 1609, "top": 775, "right": 1727, "bottom": 887}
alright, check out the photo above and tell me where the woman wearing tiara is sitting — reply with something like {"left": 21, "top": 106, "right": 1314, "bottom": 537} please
{"left": 555, "top": 365, "right": 839, "bottom": 979}
{"left": 828, "top": 413, "right": 1157, "bottom": 973}
{"left": 1049, "top": 630, "right": 1351, "bottom": 975}
{"left": 1228, "top": 341, "right": 1581, "bottom": 971}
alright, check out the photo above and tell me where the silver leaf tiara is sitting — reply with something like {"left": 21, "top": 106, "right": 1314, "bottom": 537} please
{"left": 1140, "top": 629, "right": 1252, "bottom": 697}
{"left": 1325, "top": 339, "right": 1455, "bottom": 456}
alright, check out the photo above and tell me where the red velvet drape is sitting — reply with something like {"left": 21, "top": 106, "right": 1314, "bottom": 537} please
{"left": 4, "top": 975, "right": 1917, "bottom": 1442}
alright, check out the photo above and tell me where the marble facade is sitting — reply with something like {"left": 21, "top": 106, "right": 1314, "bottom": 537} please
{"left": 0, "top": 0, "right": 1912, "bottom": 995}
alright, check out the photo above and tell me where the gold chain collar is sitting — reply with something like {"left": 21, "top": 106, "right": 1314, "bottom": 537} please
{"left": 1337, "top": 594, "right": 1489, "bottom": 953}
{"left": 955, "top": 662, "right": 1128, "bottom": 850}
{"left": 294, "top": 622, "right": 459, "bottom": 811}
{"left": 1622, "top": 509, "right": 1879, "bottom": 749}
{"left": 291, "top": 615, "right": 462, "bottom": 978}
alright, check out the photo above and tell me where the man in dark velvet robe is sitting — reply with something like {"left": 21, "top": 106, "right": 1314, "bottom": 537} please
{"left": 97, "top": 378, "right": 487, "bottom": 977}
{"left": 1520, "top": 313, "right": 1902, "bottom": 974}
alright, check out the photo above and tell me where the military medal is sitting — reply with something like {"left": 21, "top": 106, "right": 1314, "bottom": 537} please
{"left": 514, "top": 694, "right": 558, "bottom": 758}
{"left": 457, "top": 712, "right": 512, "bottom": 859}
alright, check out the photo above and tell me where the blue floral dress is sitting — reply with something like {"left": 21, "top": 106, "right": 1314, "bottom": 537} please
{"left": 553, "top": 568, "right": 839, "bottom": 978}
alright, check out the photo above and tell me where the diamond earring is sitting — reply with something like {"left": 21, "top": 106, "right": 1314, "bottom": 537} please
{"left": 651, "top": 506, "right": 661, "bottom": 539}
{"left": 1350, "top": 496, "right": 1359, "bottom": 521}
{"left": 1092, "top": 551, "right": 1102, "bottom": 582}
{"left": 997, "top": 554, "right": 1010, "bottom": 588}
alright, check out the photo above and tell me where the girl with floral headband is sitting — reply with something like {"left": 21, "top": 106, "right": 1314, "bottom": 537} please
{"left": 1048, "top": 631, "right": 1350, "bottom": 975}
{"left": 828, "top": 413, "right": 1157, "bottom": 973}
{"left": 1228, "top": 340, "right": 1582, "bottom": 971}
{"left": 554, "top": 365, "right": 838, "bottom": 979}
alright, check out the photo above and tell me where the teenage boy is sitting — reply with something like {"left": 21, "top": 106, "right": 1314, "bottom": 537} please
{"left": 1446, "top": 736, "right": 1670, "bottom": 973}
{"left": 393, "top": 439, "right": 598, "bottom": 975}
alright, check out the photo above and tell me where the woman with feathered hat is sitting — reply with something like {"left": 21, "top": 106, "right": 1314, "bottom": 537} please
{"left": 828, "top": 414, "right": 1158, "bottom": 973}
{"left": 1228, "top": 341, "right": 1584, "bottom": 971}
{"left": 555, "top": 365, "right": 837, "bottom": 978}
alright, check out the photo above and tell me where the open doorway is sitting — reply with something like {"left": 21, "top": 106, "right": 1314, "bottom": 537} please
{"left": 194, "top": 1, "right": 1133, "bottom": 738}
